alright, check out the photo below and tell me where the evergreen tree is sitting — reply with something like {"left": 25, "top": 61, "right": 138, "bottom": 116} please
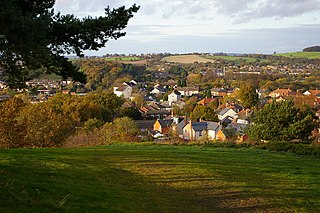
{"left": 246, "top": 100, "right": 315, "bottom": 142}
{"left": 0, "top": 0, "right": 139, "bottom": 88}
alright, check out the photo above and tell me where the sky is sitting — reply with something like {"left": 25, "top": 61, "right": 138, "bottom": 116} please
{"left": 54, "top": 0, "right": 320, "bottom": 55}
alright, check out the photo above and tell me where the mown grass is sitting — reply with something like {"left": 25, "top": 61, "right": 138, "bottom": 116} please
{"left": 1, "top": 143, "right": 320, "bottom": 212}
{"left": 277, "top": 52, "right": 320, "bottom": 59}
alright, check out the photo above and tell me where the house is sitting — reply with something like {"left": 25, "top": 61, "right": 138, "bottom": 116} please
{"left": 182, "top": 121, "right": 222, "bottom": 140}
{"left": 303, "top": 89, "right": 319, "bottom": 96}
{"left": 207, "top": 122, "right": 222, "bottom": 140}
{"left": 217, "top": 107, "right": 237, "bottom": 121}
{"left": 216, "top": 123, "right": 248, "bottom": 142}
{"left": 168, "top": 90, "right": 181, "bottom": 105}
{"left": 150, "top": 85, "right": 166, "bottom": 95}
{"left": 176, "top": 86, "right": 199, "bottom": 97}
{"left": 211, "top": 88, "right": 228, "bottom": 97}
{"left": 236, "top": 109, "right": 254, "bottom": 124}
{"left": 153, "top": 119, "right": 173, "bottom": 134}
{"left": 140, "top": 102, "right": 171, "bottom": 119}
{"left": 135, "top": 120, "right": 156, "bottom": 132}
{"left": 197, "top": 98, "right": 219, "bottom": 106}
{"left": 171, "top": 117, "right": 189, "bottom": 137}
{"left": 269, "top": 88, "right": 293, "bottom": 98}
{"left": 113, "top": 84, "right": 132, "bottom": 99}
{"left": 183, "top": 121, "right": 207, "bottom": 140}
{"left": 211, "top": 88, "right": 234, "bottom": 97}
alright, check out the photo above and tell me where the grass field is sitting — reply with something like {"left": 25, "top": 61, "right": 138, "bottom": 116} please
{"left": 1, "top": 143, "right": 320, "bottom": 212}
{"left": 104, "top": 57, "right": 142, "bottom": 61}
{"left": 277, "top": 52, "right": 320, "bottom": 59}
{"left": 203, "top": 55, "right": 269, "bottom": 63}
{"left": 161, "top": 55, "right": 216, "bottom": 64}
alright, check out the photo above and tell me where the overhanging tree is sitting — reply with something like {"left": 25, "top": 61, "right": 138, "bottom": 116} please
{"left": 0, "top": 0, "right": 139, "bottom": 88}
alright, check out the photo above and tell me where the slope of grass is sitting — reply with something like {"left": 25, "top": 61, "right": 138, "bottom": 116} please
{"left": 1, "top": 143, "right": 320, "bottom": 212}
{"left": 277, "top": 52, "right": 320, "bottom": 59}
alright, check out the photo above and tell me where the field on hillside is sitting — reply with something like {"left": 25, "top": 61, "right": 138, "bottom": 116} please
{"left": 277, "top": 52, "right": 320, "bottom": 59}
{"left": 203, "top": 55, "right": 269, "bottom": 63}
{"left": 1, "top": 143, "right": 320, "bottom": 212}
{"left": 161, "top": 55, "right": 216, "bottom": 63}
{"left": 104, "top": 56, "right": 142, "bottom": 61}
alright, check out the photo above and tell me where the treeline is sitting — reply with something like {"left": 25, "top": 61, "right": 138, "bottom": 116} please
{"left": 0, "top": 92, "right": 140, "bottom": 148}
{"left": 73, "top": 59, "right": 149, "bottom": 91}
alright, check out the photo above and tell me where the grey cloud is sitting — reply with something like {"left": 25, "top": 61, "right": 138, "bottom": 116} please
{"left": 237, "top": 0, "right": 320, "bottom": 23}
{"left": 95, "top": 24, "right": 320, "bottom": 54}
{"left": 139, "top": 0, "right": 320, "bottom": 22}
{"left": 54, "top": 0, "right": 132, "bottom": 16}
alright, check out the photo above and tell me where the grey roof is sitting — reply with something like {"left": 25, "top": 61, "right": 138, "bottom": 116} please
{"left": 218, "top": 107, "right": 233, "bottom": 115}
{"left": 158, "top": 119, "right": 173, "bottom": 127}
{"left": 176, "top": 118, "right": 188, "bottom": 134}
{"left": 207, "top": 122, "right": 221, "bottom": 131}
{"left": 191, "top": 122, "right": 208, "bottom": 131}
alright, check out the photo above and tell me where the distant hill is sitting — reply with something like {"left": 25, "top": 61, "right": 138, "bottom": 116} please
{"left": 303, "top": 46, "right": 320, "bottom": 52}
{"left": 276, "top": 52, "right": 320, "bottom": 59}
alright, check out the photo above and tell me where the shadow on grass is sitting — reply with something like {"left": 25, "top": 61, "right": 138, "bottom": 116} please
{"left": 0, "top": 146, "right": 320, "bottom": 212}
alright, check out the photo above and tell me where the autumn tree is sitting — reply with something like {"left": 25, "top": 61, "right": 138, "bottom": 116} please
{"left": 236, "top": 83, "right": 259, "bottom": 109}
{"left": 18, "top": 102, "right": 74, "bottom": 147}
{"left": 0, "top": 98, "right": 26, "bottom": 148}
{"left": 0, "top": 1, "right": 139, "bottom": 88}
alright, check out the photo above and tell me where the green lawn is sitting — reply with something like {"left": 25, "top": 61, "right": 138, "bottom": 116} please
{"left": 277, "top": 52, "right": 320, "bottom": 59}
{"left": 1, "top": 143, "right": 320, "bottom": 212}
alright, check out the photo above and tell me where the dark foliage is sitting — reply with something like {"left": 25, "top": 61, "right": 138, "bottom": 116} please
{"left": 0, "top": 0, "right": 139, "bottom": 88}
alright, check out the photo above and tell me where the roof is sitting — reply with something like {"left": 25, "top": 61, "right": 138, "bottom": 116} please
{"left": 306, "top": 89, "right": 320, "bottom": 96}
{"left": 135, "top": 120, "right": 155, "bottom": 131}
{"left": 237, "top": 109, "right": 253, "bottom": 120}
{"left": 218, "top": 107, "right": 236, "bottom": 116}
{"left": 207, "top": 122, "right": 220, "bottom": 131}
{"left": 115, "top": 85, "right": 129, "bottom": 92}
{"left": 176, "top": 86, "right": 199, "bottom": 92}
{"left": 191, "top": 122, "right": 208, "bottom": 131}
{"left": 158, "top": 119, "right": 173, "bottom": 127}
{"left": 198, "top": 98, "right": 216, "bottom": 106}
{"left": 171, "top": 90, "right": 181, "bottom": 96}
{"left": 269, "top": 88, "right": 292, "bottom": 96}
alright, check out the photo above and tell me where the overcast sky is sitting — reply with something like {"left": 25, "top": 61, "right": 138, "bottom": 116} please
{"left": 54, "top": 0, "right": 320, "bottom": 55}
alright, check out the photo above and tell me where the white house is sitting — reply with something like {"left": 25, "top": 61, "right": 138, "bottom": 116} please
{"left": 207, "top": 122, "right": 222, "bottom": 140}
{"left": 236, "top": 109, "right": 253, "bottom": 125}
{"left": 217, "top": 108, "right": 237, "bottom": 121}
{"left": 168, "top": 90, "right": 181, "bottom": 105}
{"left": 182, "top": 121, "right": 222, "bottom": 141}
{"left": 176, "top": 86, "right": 199, "bottom": 97}
{"left": 113, "top": 84, "right": 132, "bottom": 99}
{"left": 150, "top": 85, "right": 166, "bottom": 95}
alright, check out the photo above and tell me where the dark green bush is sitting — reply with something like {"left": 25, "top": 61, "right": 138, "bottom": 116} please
{"left": 265, "top": 141, "right": 320, "bottom": 158}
